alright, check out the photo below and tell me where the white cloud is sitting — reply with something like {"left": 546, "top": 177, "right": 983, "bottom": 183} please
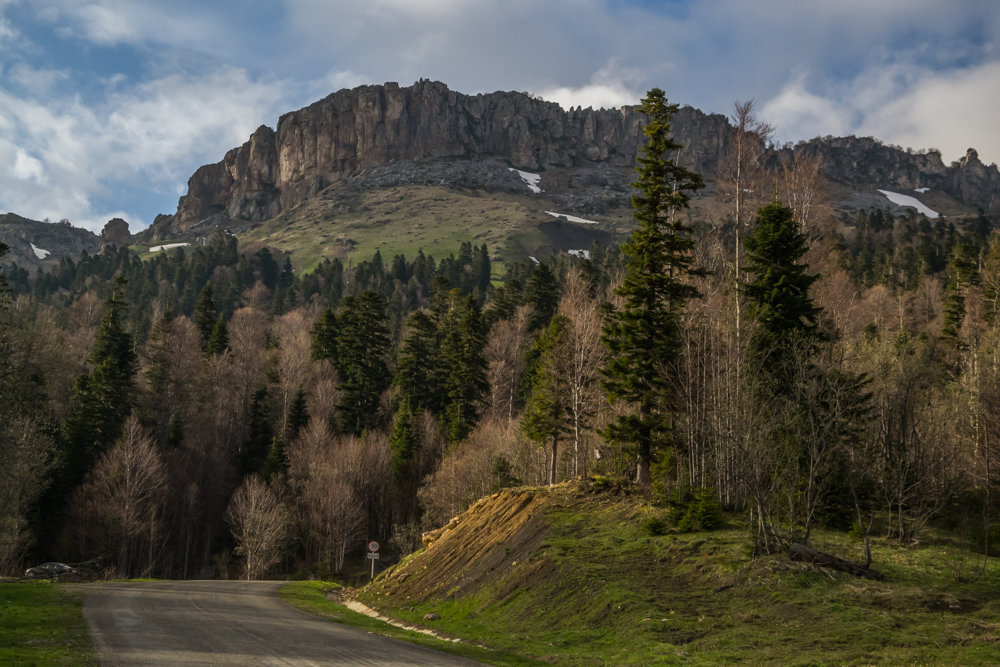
{"left": 74, "top": 3, "right": 137, "bottom": 45}
{"left": 859, "top": 62, "right": 1000, "bottom": 165}
{"left": 537, "top": 62, "right": 643, "bottom": 111}
{"left": 0, "top": 66, "right": 288, "bottom": 231}
{"left": 761, "top": 61, "right": 1000, "bottom": 166}
{"left": 761, "top": 74, "right": 854, "bottom": 143}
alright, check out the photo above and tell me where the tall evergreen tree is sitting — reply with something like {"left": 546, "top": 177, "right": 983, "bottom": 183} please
{"left": 206, "top": 314, "right": 230, "bottom": 357}
{"left": 335, "top": 291, "right": 392, "bottom": 434}
{"left": 61, "top": 277, "right": 138, "bottom": 490}
{"left": 394, "top": 310, "right": 445, "bottom": 415}
{"left": 310, "top": 307, "right": 339, "bottom": 362}
{"left": 523, "top": 315, "right": 570, "bottom": 485}
{"left": 524, "top": 263, "right": 560, "bottom": 332}
{"left": 600, "top": 88, "right": 704, "bottom": 489}
{"left": 742, "top": 200, "right": 821, "bottom": 391}
{"left": 193, "top": 284, "right": 218, "bottom": 350}
{"left": 440, "top": 295, "right": 489, "bottom": 443}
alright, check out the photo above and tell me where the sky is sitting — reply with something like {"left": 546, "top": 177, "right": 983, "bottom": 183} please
{"left": 1, "top": 0, "right": 998, "bottom": 233}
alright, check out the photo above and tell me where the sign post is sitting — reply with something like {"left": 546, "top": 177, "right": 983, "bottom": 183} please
{"left": 366, "top": 540, "right": 380, "bottom": 581}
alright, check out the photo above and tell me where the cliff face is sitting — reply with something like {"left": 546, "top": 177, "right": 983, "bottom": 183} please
{"left": 789, "top": 138, "right": 1000, "bottom": 215}
{"left": 172, "top": 80, "right": 730, "bottom": 230}
{"left": 167, "top": 80, "right": 1000, "bottom": 236}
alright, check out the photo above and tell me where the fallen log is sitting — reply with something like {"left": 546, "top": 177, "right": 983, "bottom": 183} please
{"left": 787, "top": 542, "right": 884, "bottom": 580}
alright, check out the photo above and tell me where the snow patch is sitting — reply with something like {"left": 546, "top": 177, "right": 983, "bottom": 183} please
{"left": 29, "top": 242, "right": 50, "bottom": 259}
{"left": 529, "top": 256, "right": 540, "bottom": 265}
{"left": 568, "top": 249, "right": 591, "bottom": 259}
{"left": 914, "top": 187, "right": 930, "bottom": 194}
{"left": 545, "top": 210, "right": 600, "bottom": 225}
{"left": 877, "top": 190, "right": 939, "bottom": 219}
{"left": 509, "top": 168, "right": 542, "bottom": 193}
{"left": 149, "top": 242, "right": 191, "bottom": 253}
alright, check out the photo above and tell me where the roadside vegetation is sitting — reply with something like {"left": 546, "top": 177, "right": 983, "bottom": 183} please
{"left": 0, "top": 581, "right": 95, "bottom": 665}
{"left": 279, "top": 580, "right": 534, "bottom": 665}
{"left": 353, "top": 483, "right": 1000, "bottom": 665}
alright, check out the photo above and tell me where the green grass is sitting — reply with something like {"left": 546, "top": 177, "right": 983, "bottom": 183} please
{"left": 278, "top": 580, "right": 536, "bottom": 665}
{"left": 0, "top": 581, "right": 95, "bottom": 666}
{"left": 358, "top": 489, "right": 1000, "bottom": 665}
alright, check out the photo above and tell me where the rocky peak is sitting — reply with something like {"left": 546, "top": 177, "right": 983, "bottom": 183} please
{"left": 101, "top": 217, "right": 132, "bottom": 247}
{"left": 167, "top": 80, "right": 731, "bottom": 233}
{"left": 154, "top": 81, "right": 1000, "bottom": 241}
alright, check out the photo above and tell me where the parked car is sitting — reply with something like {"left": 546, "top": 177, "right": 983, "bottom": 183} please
{"left": 24, "top": 562, "right": 78, "bottom": 579}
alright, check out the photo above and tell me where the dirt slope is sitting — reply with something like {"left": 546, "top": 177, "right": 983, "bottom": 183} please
{"left": 370, "top": 486, "right": 556, "bottom": 606}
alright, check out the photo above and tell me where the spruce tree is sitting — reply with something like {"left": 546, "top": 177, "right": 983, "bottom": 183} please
{"left": 193, "top": 284, "right": 218, "bottom": 350}
{"left": 335, "top": 291, "right": 392, "bottom": 434}
{"left": 742, "top": 200, "right": 821, "bottom": 391}
{"left": 394, "top": 310, "right": 445, "bottom": 415}
{"left": 62, "top": 277, "right": 138, "bottom": 488}
{"left": 206, "top": 314, "right": 230, "bottom": 356}
{"left": 310, "top": 307, "right": 339, "bottom": 362}
{"left": 523, "top": 315, "right": 570, "bottom": 485}
{"left": 440, "top": 295, "right": 489, "bottom": 443}
{"left": 600, "top": 88, "right": 704, "bottom": 489}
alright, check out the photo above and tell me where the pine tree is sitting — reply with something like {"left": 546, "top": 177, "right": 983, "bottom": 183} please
{"left": 335, "top": 291, "right": 392, "bottom": 434}
{"left": 243, "top": 385, "right": 274, "bottom": 474}
{"left": 62, "top": 277, "right": 138, "bottom": 489}
{"left": 742, "top": 200, "right": 821, "bottom": 391}
{"left": 206, "top": 314, "right": 230, "bottom": 356}
{"left": 524, "top": 262, "right": 560, "bottom": 332}
{"left": 440, "top": 295, "right": 489, "bottom": 443}
{"left": 310, "top": 307, "right": 339, "bottom": 362}
{"left": 600, "top": 88, "right": 704, "bottom": 489}
{"left": 394, "top": 310, "right": 445, "bottom": 415}
{"left": 523, "top": 315, "right": 570, "bottom": 485}
{"left": 193, "top": 284, "right": 218, "bottom": 350}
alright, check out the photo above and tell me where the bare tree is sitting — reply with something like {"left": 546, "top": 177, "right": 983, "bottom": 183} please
{"left": 69, "top": 416, "right": 167, "bottom": 577}
{"left": 0, "top": 416, "right": 56, "bottom": 574}
{"left": 484, "top": 305, "right": 532, "bottom": 422}
{"left": 225, "top": 474, "right": 289, "bottom": 580}
{"left": 556, "top": 272, "right": 606, "bottom": 478}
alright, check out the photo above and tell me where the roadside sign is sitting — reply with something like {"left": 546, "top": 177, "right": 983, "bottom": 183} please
{"left": 366, "top": 540, "right": 380, "bottom": 580}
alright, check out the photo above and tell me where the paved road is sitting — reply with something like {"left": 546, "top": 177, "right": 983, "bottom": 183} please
{"left": 84, "top": 580, "right": 481, "bottom": 666}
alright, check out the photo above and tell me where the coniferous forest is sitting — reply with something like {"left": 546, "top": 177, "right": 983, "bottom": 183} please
{"left": 2, "top": 90, "right": 999, "bottom": 580}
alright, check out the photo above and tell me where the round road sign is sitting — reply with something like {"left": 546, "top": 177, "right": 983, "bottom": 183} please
{"left": 367, "top": 540, "right": 380, "bottom": 553}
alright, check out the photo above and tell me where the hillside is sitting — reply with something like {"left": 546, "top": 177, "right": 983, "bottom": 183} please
{"left": 357, "top": 482, "right": 1000, "bottom": 665}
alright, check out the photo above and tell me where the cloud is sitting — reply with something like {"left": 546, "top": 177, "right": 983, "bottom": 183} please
{"left": 858, "top": 62, "right": 1000, "bottom": 165}
{"left": 0, "top": 66, "right": 288, "bottom": 231}
{"left": 761, "top": 61, "right": 1000, "bottom": 166}
{"left": 761, "top": 75, "right": 854, "bottom": 144}
{"left": 537, "top": 62, "right": 643, "bottom": 111}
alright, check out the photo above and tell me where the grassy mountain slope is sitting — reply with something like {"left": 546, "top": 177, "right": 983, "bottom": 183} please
{"left": 237, "top": 173, "right": 631, "bottom": 272}
{"left": 358, "top": 482, "right": 1000, "bottom": 665}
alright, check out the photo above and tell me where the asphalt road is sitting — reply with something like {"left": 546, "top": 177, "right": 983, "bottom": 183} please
{"left": 84, "top": 580, "right": 482, "bottom": 666}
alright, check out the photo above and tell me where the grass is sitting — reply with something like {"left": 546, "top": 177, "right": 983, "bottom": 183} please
{"left": 356, "top": 488, "right": 1000, "bottom": 665}
{"left": 0, "top": 581, "right": 95, "bottom": 666}
{"left": 278, "top": 580, "right": 536, "bottom": 665}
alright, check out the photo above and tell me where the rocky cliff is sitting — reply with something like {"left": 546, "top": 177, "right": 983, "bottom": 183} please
{"left": 155, "top": 80, "right": 1000, "bottom": 242}
{"left": 0, "top": 213, "right": 103, "bottom": 269}
{"left": 166, "top": 80, "right": 730, "bottom": 233}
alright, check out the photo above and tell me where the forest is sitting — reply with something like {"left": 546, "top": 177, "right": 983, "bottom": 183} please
{"left": 2, "top": 90, "right": 999, "bottom": 581}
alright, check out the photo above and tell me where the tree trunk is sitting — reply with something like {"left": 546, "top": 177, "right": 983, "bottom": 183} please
{"left": 787, "top": 542, "right": 884, "bottom": 580}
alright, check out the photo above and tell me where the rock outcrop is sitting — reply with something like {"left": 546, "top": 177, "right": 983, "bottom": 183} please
{"left": 169, "top": 80, "right": 730, "bottom": 232}
{"left": 786, "top": 138, "right": 1000, "bottom": 215}
{"left": 157, "top": 80, "right": 1000, "bottom": 241}
{"left": 0, "top": 213, "right": 102, "bottom": 268}
{"left": 101, "top": 217, "right": 132, "bottom": 247}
